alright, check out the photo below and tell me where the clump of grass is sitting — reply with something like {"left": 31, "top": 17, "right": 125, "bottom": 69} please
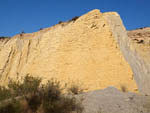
{"left": 120, "top": 85, "right": 128, "bottom": 92}
{"left": 67, "top": 82, "right": 86, "bottom": 95}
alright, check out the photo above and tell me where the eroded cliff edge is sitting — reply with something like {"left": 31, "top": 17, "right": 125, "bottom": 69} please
{"left": 105, "top": 12, "right": 150, "bottom": 95}
{"left": 127, "top": 28, "right": 150, "bottom": 95}
{"left": 0, "top": 9, "right": 137, "bottom": 92}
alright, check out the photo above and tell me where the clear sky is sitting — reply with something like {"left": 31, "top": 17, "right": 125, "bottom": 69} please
{"left": 0, "top": 0, "right": 149, "bottom": 37}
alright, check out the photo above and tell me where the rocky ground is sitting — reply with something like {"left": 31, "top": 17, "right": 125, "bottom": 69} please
{"left": 79, "top": 87, "right": 150, "bottom": 113}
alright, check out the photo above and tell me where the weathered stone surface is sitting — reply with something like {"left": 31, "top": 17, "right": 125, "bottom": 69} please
{"left": 128, "top": 27, "right": 150, "bottom": 45}
{"left": 79, "top": 87, "right": 150, "bottom": 113}
{"left": 127, "top": 28, "right": 150, "bottom": 95}
{"left": 104, "top": 12, "right": 150, "bottom": 95}
{"left": 0, "top": 9, "right": 137, "bottom": 92}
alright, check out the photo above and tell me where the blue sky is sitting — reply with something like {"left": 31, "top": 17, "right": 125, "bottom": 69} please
{"left": 0, "top": 0, "right": 149, "bottom": 37}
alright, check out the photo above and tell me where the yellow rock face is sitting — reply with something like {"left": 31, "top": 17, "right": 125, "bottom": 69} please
{"left": 0, "top": 9, "right": 137, "bottom": 92}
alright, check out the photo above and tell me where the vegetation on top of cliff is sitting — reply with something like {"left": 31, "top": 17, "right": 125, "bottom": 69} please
{"left": 19, "top": 31, "right": 25, "bottom": 36}
{"left": 58, "top": 16, "right": 80, "bottom": 25}
{"left": 0, "top": 36, "right": 10, "bottom": 40}
{"left": 68, "top": 16, "right": 79, "bottom": 22}
{"left": 135, "top": 27, "right": 149, "bottom": 30}
{"left": 0, "top": 75, "right": 84, "bottom": 113}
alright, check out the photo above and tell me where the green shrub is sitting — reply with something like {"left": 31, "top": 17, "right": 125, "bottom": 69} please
{"left": 58, "top": 21, "right": 63, "bottom": 24}
{"left": 41, "top": 79, "right": 62, "bottom": 102}
{"left": 69, "top": 16, "right": 79, "bottom": 22}
{"left": 0, "top": 86, "right": 11, "bottom": 101}
{"left": 0, "top": 76, "right": 84, "bottom": 113}
{"left": 8, "top": 75, "right": 41, "bottom": 96}
{"left": 67, "top": 83, "right": 85, "bottom": 95}
{"left": 41, "top": 79, "right": 83, "bottom": 113}
{"left": 43, "top": 96, "right": 83, "bottom": 113}
{"left": 0, "top": 37, "right": 10, "bottom": 40}
{"left": 0, "top": 99, "right": 22, "bottom": 113}
{"left": 25, "top": 94, "right": 42, "bottom": 113}
{"left": 20, "top": 31, "right": 25, "bottom": 36}
{"left": 39, "top": 28, "right": 43, "bottom": 30}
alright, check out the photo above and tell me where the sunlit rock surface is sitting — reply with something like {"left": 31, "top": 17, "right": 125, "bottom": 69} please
{"left": 0, "top": 9, "right": 137, "bottom": 92}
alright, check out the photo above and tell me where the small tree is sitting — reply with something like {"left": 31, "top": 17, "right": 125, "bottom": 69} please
{"left": 69, "top": 16, "right": 79, "bottom": 22}
{"left": 58, "top": 21, "right": 63, "bottom": 24}
{"left": 20, "top": 31, "right": 25, "bottom": 36}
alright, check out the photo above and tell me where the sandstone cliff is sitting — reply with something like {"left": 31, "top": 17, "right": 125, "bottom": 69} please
{"left": 0, "top": 9, "right": 137, "bottom": 92}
